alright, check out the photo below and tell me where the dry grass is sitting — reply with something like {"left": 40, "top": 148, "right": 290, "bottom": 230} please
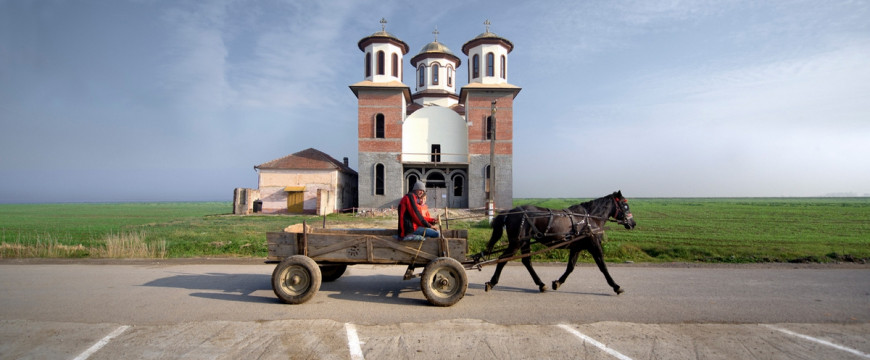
{"left": 0, "top": 231, "right": 165, "bottom": 259}
{"left": 100, "top": 231, "right": 166, "bottom": 258}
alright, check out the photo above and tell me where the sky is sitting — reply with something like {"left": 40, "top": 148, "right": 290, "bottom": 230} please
{"left": 1, "top": 0, "right": 869, "bottom": 203}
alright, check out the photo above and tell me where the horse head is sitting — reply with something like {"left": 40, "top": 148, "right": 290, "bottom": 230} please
{"left": 611, "top": 190, "right": 636, "bottom": 229}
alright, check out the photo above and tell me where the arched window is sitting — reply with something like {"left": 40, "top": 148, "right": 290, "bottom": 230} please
{"left": 485, "top": 116, "right": 493, "bottom": 140}
{"left": 377, "top": 51, "right": 385, "bottom": 75}
{"left": 407, "top": 175, "right": 419, "bottom": 194}
{"left": 432, "top": 64, "right": 439, "bottom": 85}
{"left": 375, "top": 114, "right": 384, "bottom": 138}
{"left": 418, "top": 65, "right": 426, "bottom": 87}
{"left": 365, "top": 52, "right": 371, "bottom": 77}
{"left": 472, "top": 55, "right": 480, "bottom": 79}
{"left": 447, "top": 66, "right": 453, "bottom": 86}
{"left": 500, "top": 55, "right": 506, "bottom": 79}
{"left": 375, "top": 164, "right": 385, "bottom": 195}
{"left": 391, "top": 53, "right": 399, "bottom": 77}
{"left": 486, "top": 52, "right": 494, "bottom": 77}
{"left": 452, "top": 174, "right": 465, "bottom": 197}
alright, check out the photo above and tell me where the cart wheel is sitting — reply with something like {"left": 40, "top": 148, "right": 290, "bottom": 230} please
{"left": 421, "top": 257, "right": 467, "bottom": 307}
{"left": 272, "top": 255, "right": 321, "bottom": 304}
{"left": 319, "top": 264, "right": 347, "bottom": 282}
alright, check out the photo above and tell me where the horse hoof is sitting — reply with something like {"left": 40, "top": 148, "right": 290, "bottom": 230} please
{"left": 485, "top": 282, "right": 493, "bottom": 292}
{"left": 552, "top": 281, "right": 562, "bottom": 291}
{"left": 614, "top": 287, "right": 625, "bottom": 295}
{"left": 539, "top": 284, "right": 548, "bottom": 293}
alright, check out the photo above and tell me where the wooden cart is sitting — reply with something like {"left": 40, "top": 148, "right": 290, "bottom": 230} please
{"left": 266, "top": 223, "right": 469, "bottom": 306}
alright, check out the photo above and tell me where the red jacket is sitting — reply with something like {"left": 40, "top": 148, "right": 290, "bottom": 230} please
{"left": 398, "top": 193, "right": 431, "bottom": 237}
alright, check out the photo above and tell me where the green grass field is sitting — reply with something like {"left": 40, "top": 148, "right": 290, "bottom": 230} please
{"left": 1, "top": 198, "right": 868, "bottom": 263}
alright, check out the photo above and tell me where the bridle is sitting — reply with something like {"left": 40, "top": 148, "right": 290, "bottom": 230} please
{"left": 611, "top": 196, "right": 633, "bottom": 225}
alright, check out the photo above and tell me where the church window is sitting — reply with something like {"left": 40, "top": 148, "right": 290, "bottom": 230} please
{"left": 407, "top": 175, "right": 419, "bottom": 194}
{"left": 432, "top": 64, "right": 439, "bottom": 85}
{"left": 365, "top": 52, "right": 371, "bottom": 77}
{"left": 447, "top": 66, "right": 453, "bottom": 86}
{"left": 377, "top": 51, "right": 385, "bottom": 75}
{"left": 486, "top": 52, "right": 494, "bottom": 77}
{"left": 452, "top": 174, "right": 465, "bottom": 197}
{"left": 375, "top": 114, "right": 384, "bottom": 138}
{"left": 485, "top": 116, "right": 493, "bottom": 140}
{"left": 472, "top": 55, "right": 480, "bottom": 79}
{"left": 500, "top": 55, "right": 506, "bottom": 78}
{"left": 375, "top": 164, "right": 385, "bottom": 195}
{"left": 418, "top": 65, "right": 426, "bottom": 87}
{"left": 391, "top": 53, "right": 399, "bottom": 77}
{"left": 431, "top": 144, "right": 441, "bottom": 162}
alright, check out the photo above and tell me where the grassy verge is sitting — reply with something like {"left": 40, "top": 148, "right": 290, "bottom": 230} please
{"left": 1, "top": 198, "right": 868, "bottom": 263}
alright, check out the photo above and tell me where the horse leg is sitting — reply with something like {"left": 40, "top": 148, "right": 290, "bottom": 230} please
{"left": 589, "top": 236, "right": 623, "bottom": 294}
{"left": 552, "top": 247, "right": 582, "bottom": 291}
{"left": 520, "top": 243, "right": 547, "bottom": 292}
{"left": 485, "top": 261, "right": 508, "bottom": 292}
{"left": 485, "top": 243, "right": 518, "bottom": 292}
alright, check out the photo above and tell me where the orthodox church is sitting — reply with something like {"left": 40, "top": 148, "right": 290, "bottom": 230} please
{"left": 351, "top": 20, "right": 520, "bottom": 210}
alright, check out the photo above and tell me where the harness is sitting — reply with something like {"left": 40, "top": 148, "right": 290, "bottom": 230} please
{"left": 518, "top": 208, "right": 594, "bottom": 242}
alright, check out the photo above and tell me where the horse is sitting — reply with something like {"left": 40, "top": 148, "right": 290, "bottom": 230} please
{"left": 481, "top": 191, "right": 636, "bottom": 294}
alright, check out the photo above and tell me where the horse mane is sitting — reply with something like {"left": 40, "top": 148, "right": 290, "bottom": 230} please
{"left": 568, "top": 192, "right": 617, "bottom": 216}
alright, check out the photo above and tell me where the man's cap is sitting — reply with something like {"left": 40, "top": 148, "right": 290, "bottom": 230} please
{"left": 412, "top": 181, "right": 426, "bottom": 192}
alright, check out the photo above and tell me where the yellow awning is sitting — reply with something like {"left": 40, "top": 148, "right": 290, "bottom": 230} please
{"left": 284, "top": 186, "right": 305, "bottom": 192}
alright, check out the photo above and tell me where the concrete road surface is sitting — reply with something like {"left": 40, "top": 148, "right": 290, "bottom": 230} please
{"left": 0, "top": 259, "right": 868, "bottom": 359}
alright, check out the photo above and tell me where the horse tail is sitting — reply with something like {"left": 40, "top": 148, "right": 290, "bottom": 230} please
{"left": 485, "top": 213, "right": 507, "bottom": 253}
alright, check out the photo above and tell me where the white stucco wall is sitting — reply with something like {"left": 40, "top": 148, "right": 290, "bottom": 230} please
{"left": 402, "top": 106, "right": 468, "bottom": 163}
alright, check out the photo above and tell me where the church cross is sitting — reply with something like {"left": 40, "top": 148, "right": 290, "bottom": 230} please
{"left": 380, "top": 18, "right": 387, "bottom": 32}
{"left": 484, "top": 19, "right": 491, "bottom": 33}
{"left": 432, "top": 26, "right": 439, "bottom": 41}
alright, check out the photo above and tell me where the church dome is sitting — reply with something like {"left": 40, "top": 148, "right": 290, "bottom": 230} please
{"left": 418, "top": 41, "right": 456, "bottom": 57}
{"left": 411, "top": 40, "right": 461, "bottom": 66}
{"left": 461, "top": 31, "right": 514, "bottom": 54}
{"left": 358, "top": 30, "right": 410, "bottom": 54}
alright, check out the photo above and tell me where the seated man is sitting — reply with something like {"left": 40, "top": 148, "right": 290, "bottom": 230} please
{"left": 398, "top": 181, "right": 440, "bottom": 240}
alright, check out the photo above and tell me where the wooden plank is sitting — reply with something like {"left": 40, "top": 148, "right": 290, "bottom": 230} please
{"left": 266, "top": 232, "right": 299, "bottom": 260}
{"left": 267, "top": 229, "right": 468, "bottom": 263}
{"left": 310, "top": 228, "right": 397, "bottom": 236}
{"left": 306, "top": 235, "right": 368, "bottom": 259}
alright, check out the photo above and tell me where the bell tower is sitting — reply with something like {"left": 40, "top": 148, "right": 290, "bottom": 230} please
{"left": 350, "top": 19, "right": 412, "bottom": 209}
{"left": 459, "top": 20, "right": 521, "bottom": 209}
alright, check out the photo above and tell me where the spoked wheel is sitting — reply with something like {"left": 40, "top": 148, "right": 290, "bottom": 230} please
{"left": 272, "top": 255, "right": 321, "bottom": 304}
{"left": 420, "top": 257, "right": 467, "bottom": 307}
{"left": 319, "top": 264, "right": 347, "bottom": 282}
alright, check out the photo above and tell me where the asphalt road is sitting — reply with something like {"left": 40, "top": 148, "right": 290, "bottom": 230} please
{"left": 1, "top": 259, "right": 868, "bottom": 359}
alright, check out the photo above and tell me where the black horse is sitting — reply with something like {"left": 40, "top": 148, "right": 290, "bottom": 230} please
{"left": 481, "top": 191, "right": 636, "bottom": 294}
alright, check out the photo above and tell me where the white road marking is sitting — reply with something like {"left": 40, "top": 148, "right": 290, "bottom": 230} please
{"left": 72, "top": 325, "right": 130, "bottom": 360}
{"left": 558, "top": 324, "right": 633, "bottom": 360}
{"left": 764, "top": 324, "right": 870, "bottom": 359}
{"left": 345, "top": 323, "right": 365, "bottom": 360}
